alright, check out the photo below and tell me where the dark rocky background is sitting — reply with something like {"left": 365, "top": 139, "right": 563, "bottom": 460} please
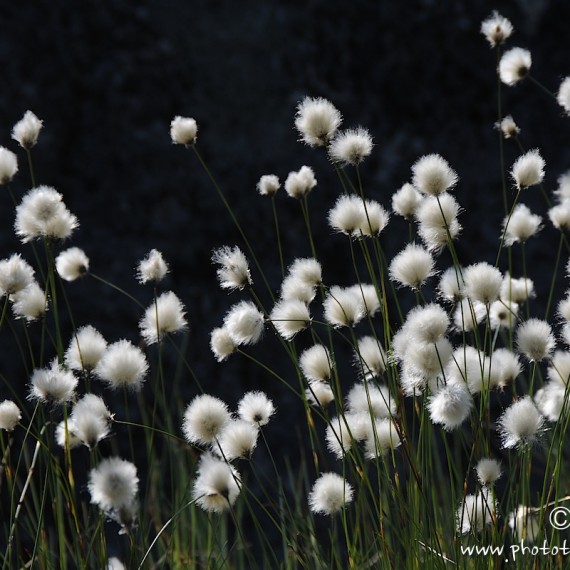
{"left": 1, "top": 0, "right": 570, "bottom": 558}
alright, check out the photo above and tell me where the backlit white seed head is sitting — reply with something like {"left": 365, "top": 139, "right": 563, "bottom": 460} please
{"left": 489, "top": 300, "right": 518, "bottom": 330}
{"left": 107, "top": 558, "right": 125, "bottom": 570}
{"left": 12, "top": 110, "right": 43, "bottom": 149}
{"left": 0, "top": 254, "right": 34, "bottom": 296}
{"left": 136, "top": 249, "right": 169, "bottom": 284}
{"left": 65, "top": 325, "right": 107, "bottom": 372}
{"left": 210, "top": 327, "right": 236, "bottom": 362}
{"left": 300, "top": 344, "right": 332, "bottom": 382}
{"left": 481, "top": 11, "right": 513, "bottom": 47}
{"left": 306, "top": 380, "right": 334, "bottom": 407}
{"left": 510, "top": 149, "right": 545, "bottom": 189}
{"left": 390, "top": 327, "right": 412, "bottom": 363}
{"left": 88, "top": 457, "right": 139, "bottom": 515}
{"left": 12, "top": 281, "right": 47, "bottom": 322}
{"left": 288, "top": 257, "right": 322, "bottom": 287}
{"left": 15, "top": 186, "right": 78, "bottom": 243}
{"left": 475, "top": 458, "right": 502, "bottom": 487}
{"left": 499, "top": 47, "right": 531, "bottom": 86}
{"left": 328, "top": 195, "right": 365, "bottom": 236}
{"left": 404, "top": 337, "right": 453, "bottom": 382}
{"left": 502, "top": 203, "right": 542, "bottom": 245}
{"left": 490, "top": 348, "right": 522, "bottom": 389}
{"left": 392, "top": 182, "right": 423, "bottom": 220}
{"left": 557, "top": 77, "right": 570, "bottom": 115}
{"left": 309, "top": 472, "right": 353, "bottom": 516}
{"left": 398, "top": 364, "right": 427, "bottom": 396}
{"left": 237, "top": 391, "right": 275, "bottom": 426}
{"left": 348, "top": 284, "right": 381, "bottom": 316}
{"left": 328, "top": 127, "right": 373, "bottom": 166}
{"left": 55, "top": 247, "right": 89, "bottom": 281}
{"left": 69, "top": 394, "right": 113, "bottom": 449}
{"left": 323, "top": 285, "right": 365, "bottom": 328}
{"left": 548, "top": 200, "right": 570, "bottom": 231}
{"left": 56, "top": 420, "right": 81, "bottom": 449}
{"left": 284, "top": 165, "right": 317, "bottom": 198}
{"left": 182, "top": 394, "right": 231, "bottom": 445}
{"left": 223, "top": 301, "right": 264, "bottom": 345}
{"left": 446, "top": 346, "right": 489, "bottom": 394}
{"left": 357, "top": 200, "right": 389, "bottom": 237}
{"left": 453, "top": 298, "right": 486, "bottom": 332}
{"left": 0, "top": 147, "right": 18, "bottom": 184}
{"left": 411, "top": 154, "right": 458, "bottom": 196}
{"left": 498, "top": 396, "right": 545, "bottom": 449}
{"left": 192, "top": 453, "right": 240, "bottom": 513}
{"left": 280, "top": 274, "right": 316, "bottom": 304}
{"left": 346, "top": 383, "right": 395, "bottom": 419}
{"left": 270, "top": 298, "right": 310, "bottom": 340}
{"left": 29, "top": 360, "right": 77, "bottom": 404}
{"left": 547, "top": 351, "right": 570, "bottom": 386}
{"left": 212, "top": 245, "right": 252, "bottom": 291}
{"left": 438, "top": 266, "right": 465, "bottom": 302}
{"left": 213, "top": 419, "right": 259, "bottom": 460}
{"left": 389, "top": 243, "right": 435, "bottom": 290}
{"left": 509, "top": 506, "right": 540, "bottom": 542}
{"left": 534, "top": 383, "right": 566, "bottom": 422}
{"left": 457, "top": 489, "right": 496, "bottom": 534}
{"left": 428, "top": 381, "right": 473, "bottom": 431}
{"left": 495, "top": 115, "right": 520, "bottom": 139}
{"left": 363, "top": 418, "right": 402, "bottom": 459}
{"left": 139, "top": 291, "right": 187, "bottom": 345}
{"left": 295, "top": 96, "right": 342, "bottom": 147}
{"left": 256, "top": 174, "right": 280, "bottom": 197}
{"left": 501, "top": 274, "right": 535, "bottom": 303}
{"left": 404, "top": 304, "right": 449, "bottom": 344}
{"left": 416, "top": 193, "right": 462, "bottom": 252}
{"left": 326, "top": 413, "right": 370, "bottom": 458}
{"left": 0, "top": 400, "right": 21, "bottom": 431}
{"left": 94, "top": 340, "right": 149, "bottom": 390}
{"left": 170, "top": 116, "right": 198, "bottom": 145}
{"left": 355, "top": 336, "right": 386, "bottom": 379}
{"left": 463, "top": 262, "right": 502, "bottom": 305}
{"left": 516, "top": 318, "right": 555, "bottom": 362}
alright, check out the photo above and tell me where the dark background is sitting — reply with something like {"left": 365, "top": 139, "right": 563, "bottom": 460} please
{"left": 1, "top": 0, "right": 570, "bottom": 557}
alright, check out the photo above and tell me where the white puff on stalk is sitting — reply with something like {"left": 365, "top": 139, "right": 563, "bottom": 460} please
{"left": 137, "top": 249, "right": 169, "bottom": 284}
{"left": 170, "top": 116, "right": 198, "bottom": 145}
{"left": 0, "top": 254, "right": 35, "bottom": 297}
{"left": 308, "top": 472, "right": 354, "bottom": 515}
{"left": 328, "top": 127, "right": 373, "bottom": 166}
{"left": 456, "top": 489, "right": 496, "bottom": 534}
{"left": 295, "top": 96, "right": 342, "bottom": 147}
{"left": 192, "top": 453, "right": 241, "bottom": 513}
{"left": 498, "top": 396, "right": 545, "bottom": 449}
{"left": 502, "top": 203, "right": 542, "bottom": 246}
{"left": 94, "top": 340, "right": 149, "bottom": 391}
{"left": 0, "top": 400, "right": 21, "bottom": 431}
{"left": 65, "top": 325, "right": 107, "bottom": 372}
{"left": 499, "top": 47, "right": 532, "bottom": 86}
{"left": 29, "top": 359, "right": 77, "bottom": 404}
{"left": 299, "top": 344, "right": 332, "bottom": 383}
{"left": 323, "top": 285, "right": 365, "bottom": 328}
{"left": 284, "top": 165, "right": 317, "bottom": 199}
{"left": 510, "top": 149, "right": 545, "bottom": 189}
{"left": 256, "top": 174, "right": 280, "bottom": 197}
{"left": 389, "top": 243, "right": 435, "bottom": 290}
{"left": 415, "top": 193, "right": 462, "bottom": 252}
{"left": 223, "top": 301, "right": 265, "bottom": 345}
{"left": 480, "top": 11, "right": 513, "bottom": 47}
{"left": 211, "top": 245, "right": 252, "bottom": 291}
{"left": 0, "top": 147, "right": 18, "bottom": 185}
{"left": 270, "top": 298, "right": 311, "bottom": 341}
{"left": 182, "top": 394, "right": 231, "bottom": 446}
{"left": 557, "top": 77, "right": 570, "bottom": 115}
{"left": 11, "top": 281, "right": 47, "bottom": 322}
{"left": 56, "top": 247, "right": 89, "bottom": 281}
{"left": 411, "top": 154, "right": 458, "bottom": 196}
{"left": 139, "top": 291, "right": 187, "bottom": 345}
{"left": 12, "top": 110, "right": 43, "bottom": 149}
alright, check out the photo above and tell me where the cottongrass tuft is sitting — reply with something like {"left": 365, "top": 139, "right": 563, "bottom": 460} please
{"left": 501, "top": 273, "right": 535, "bottom": 303}
{"left": 308, "top": 472, "right": 354, "bottom": 516}
{"left": 209, "top": 327, "right": 237, "bottom": 362}
{"left": 170, "top": 116, "right": 198, "bottom": 145}
{"left": 328, "top": 127, "right": 373, "bottom": 166}
{"left": 306, "top": 380, "right": 335, "bottom": 407}
{"left": 299, "top": 344, "right": 332, "bottom": 383}
{"left": 462, "top": 262, "right": 503, "bottom": 305}
{"left": 495, "top": 115, "right": 520, "bottom": 139}
{"left": 502, "top": 203, "right": 542, "bottom": 245}
{"left": 270, "top": 298, "right": 310, "bottom": 340}
{"left": 348, "top": 284, "right": 381, "bottom": 316}
{"left": 256, "top": 174, "right": 280, "bottom": 197}
{"left": 94, "top": 340, "right": 149, "bottom": 390}
{"left": 346, "top": 382, "right": 395, "bottom": 419}
{"left": 427, "top": 381, "right": 473, "bottom": 431}
{"left": 0, "top": 147, "right": 18, "bottom": 184}
{"left": 508, "top": 506, "right": 540, "bottom": 542}
{"left": 498, "top": 396, "right": 545, "bottom": 449}
{"left": 68, "top": 394, "right": 113, "bottom": 449}
{"left": 457, "top": 489, "right": 496, "bottom": 534}
{"left": 389, "top": 243, "right": 435, "bottom": 290}
{"left": 139, "top": 291, "right": 187, "bottom": 344}
{"left": 212, "top": 245, "right": 252, "bottom": 291}
{"left": 65, "top": 325, "right": 107, "bottom": 372}
{"left": 363, "top": 418, "right": 402, "bottom": 459}
{"left": 237, "top": 391, "right": 275, "bottom": 426}
{"left": 0, "top": 254, "right": 35, "bottom": 296}
{"left": 284, "top": 165, "right": 317, "bottom": 198}
{"left": 510, "top": 149, "right": 545, "bottom": 189}
{"left": 29, "top": 360, "right": 78, "bottom": 404}
{"left": 288, "top": 257, "right": 322, "bottom": 287}
{"left": 355, "top": 336, "right": 386, "bottom": 379}
{"left": 499, "top": 47, "right": 532, "bottom": 86}
{"left": 213, "top": 419, "right": 259, "bottom": 460}
{"left": 192, "top": 453, "right": 240, "bottom": 513}
{"left": 516, "top": 318, "right": 555, "bottom": 362}
{"left": 182, "top": 394, "right": 231, "bottom": 446}
{"left": 475, "top": 458, "right": 502, "bottom": 487}
{"left": 11, "top": 281, "right": 47, "bottom": 322}
{"left": 546, "top": 350, "right": 570, "bottom": 386}
{"left": 55, "top": 247, "right": 89, "bottom": 281}
{"left": 480, "top": 11, "right": 513, "bottom": 47}
{"left": 223, "top": 301, "right": 265, "bottom": 345}
{"left": 548, "top": 200, "right": 570, "bottom": 231}
{"left": 295, "top": 96, "right": 342, "bottom": 147}
{"left": 391, "top": 182, "right": 423, "bottom": 220}
{"left": 402, "top": 303, "right": 449, "bottom": 344}
{"left": 0, "top": 400, "right": 21, "bottom": 431}
{"left": 12, "top": 110, "right": 43, "bottom": 149}
{"left": 415, "top": 193, "right": 462, "bottom": 252}
{"left": 136, "top": 249, "right": 169, "bottom": 284}
{"left": 557, "top": 77, "right": 570, "bottom": 115}
{"left": 534, "top": 383, "right": 566, "bottom": 422}
{"left": 438, "top": 266, "right": 464, "bottom": 302}
{"left": 411, "top": 154, "right": 458, "bottom": 196}
{"left": 323, "top": 285, "right": 365, "bottom": 328}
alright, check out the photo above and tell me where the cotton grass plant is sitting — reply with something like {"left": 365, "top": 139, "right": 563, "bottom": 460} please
{"left": 2, "top": 10, "right": 570, "bottom": 570}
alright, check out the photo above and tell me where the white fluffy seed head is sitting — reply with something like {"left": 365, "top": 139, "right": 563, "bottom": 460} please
{"left": 305, "top": 380, "right": 335, "bottom": 407}
{"left": 182, "top": 394, "right": 231, "bottom": 445}
{"left": 495, "top": 115, "right": 520, "bottom": 139}
{"left": 363, "top": 418, "right": 402, "bottom": 459}
{"left": 498, "top": 396, "right": 545, "bottom": 449}
{"left": 300, "top": 344, "right": 332, "bottom": 382}
{"left": 65, "top": 325, "right": 107, "bottom": 372}
{"left": 535, "top": 383, "right": 566, "bottom": 422}
{"left": 94, "top": 340, "right": 149, "bottom": 390}
{"left": 508, "top": 505, "right": 540, "bottom": 542}
{"left": 328, "top": 127, "right": 373, "bottom": 166}
{"left": 501, "top": 274, "right": 534, "bottom": 304}
{"left": 499, "top": 47, "right": 532, "bottom": 86}
{"left": 288, "top": 257, "right": 322, "bottom": 287}
{"left": 213, "top": 419, "right": 259, "bottom": 460}
{"left": 270, "top": 298, "right": 310, "bottom": 340}
{"left": 69, "top": 394, "right": 112, "bottom": 449}
{"left": 389, "top": 243, "right": 435, "bottom": 290}
{"left": 346, "top": 383, "right": 395, "bottom": 419}
{"left": 325, "top": 413, "right": 370, "bottom": 458}
{"left": 328, "top": 195, "right": 365, "bottom": 236}
{"left": 355, "top": 336, "right": 386, "bottom": 379}
{"left": 404, "top": 337, "right": 453, "bottom": 382}
{"left": 438, "top": 266, "right": 465, "bottom": 302}
{"left": 502, "top": 203, "right": 542, "bottom": 245}
{"left": 0, "top": 147, "right": 18, "bottom": 184}
{"left": 357, "top": 200, "right": 389, "bottom": 237}
{"left": 170, "top": 116, "right": 198, "bottom": 145}
{"left": 548, "top": 200, "right": 570, "bottom": 231}
{"left": 284, "top": 165, "right": 317, "bottom": 198}
{"left": 510, "top": 149, "right": 545, "bottom": 189}
{"left": 279, "top": 274, "right": 316, "bottom": 304}
{"left": 428, "top": 381, "right": 473, "bottom": 431}
{"left": 463, "top": 262, "right": 503, "bottom": 305}
{"left": 556, "top": 172, "right": 570, "bottom": 201}
{"left": 475, "top": 458, "right": 502, "bottom": 487}
{"left": 453, "top": 298, "right": 486, "bottom": 332}
{"left": 237, "top": 391, "right": 275, "bottom": 426}
{"left": 11, "top": 281, "right": 47, "bottom": 322}
{"left": 223, "top": 301, "right": 264, "bottom": 345}
{"left": 12, "top": 110, "right": 43, "bottom": 149}
{"left": 256, "top": 174, "right": 280, "bottom": 197}
{"left": 309, "top": 472, "right": 353, "bottom": 516}
{"left": 415, "top": 193, "right": 462, "bottom": 252}
{"left": 29, "top": 360, "right": 77, "bottom": 404}
{"left": 212, "top": 245, "right": 252, "bottom": 291}
{"left": 209, "top": 327, "right": 237, "bottom": 362}
{"left": 136, "top": 249, "right": 168, "bottom": 284}
{"left": 88, "top": 457, "right": 139, "bottom": 514}
{"left": 557, "top": 77, "right": 570, "bottom": 115}
{"left": 404, "top": 304, "right": 450, "bottom": 344}
{"left": 139, "top": 291, "right": 187, "bottom": 345}
{"left": 348, "top": 284, "right": 381, "bottom": 316}
{"left": 457, "top": 489, "right": 495, "bottom": 534}
{"left": 481, "top": 11, "right": 513, "bottom": 47}
{"left": 392, "top": 182, "right": 423, "bottom": 220}
{"left": 323, "top": 286, "right": 365, "bottom": 328}
{"left": 295, "top": 96, "right": 342, "bottom": 147}
{"left": 107, "top": 558, "right": 125, "bottom": 570}
{"left": 55, "top": 247, "right": 89, "bottom": 281}
{"left": 0, "top": 254, "right": 35, "bottom": 296}
{"left": 490, "top": 348, "right": 522, "bottom": 389}
{"left": 547, "top": 351, "right": 570, "bottom": 386}
{"left": 489, "top": 300, "right": 518, "bottom": 330}
{"left": 446, "top": 346, "right": 488, "bottom": 394}
{"left": 411, "top": 154, "right": 458, "bottom": 196}
{"left": 516, "top": 318, "right": 555, "bottom": 362}
{"left": 0, "top": 400, "right": 21, "bottom": 431}
{"left": 192, "top": 453, "right": 240, "bottom": 513}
